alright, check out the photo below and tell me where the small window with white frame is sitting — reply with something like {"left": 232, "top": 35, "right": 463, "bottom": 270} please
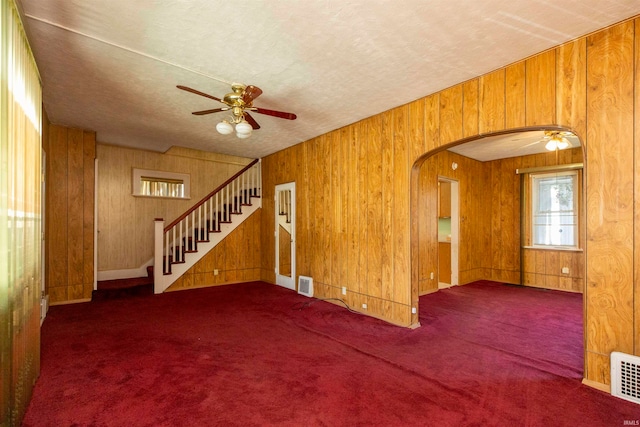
{"left": 530, "top": 170, "right": 578, "bottom": 248}
{"left": 132, "top": 168, "right": 191, "bottom": 199}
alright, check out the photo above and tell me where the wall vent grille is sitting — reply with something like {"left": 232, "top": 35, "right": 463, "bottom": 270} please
{"left": 611, "top": 351, "right": 640, "bottom": 405}
{"left": 298, "top": 276, "right": 313, "bottom": 298}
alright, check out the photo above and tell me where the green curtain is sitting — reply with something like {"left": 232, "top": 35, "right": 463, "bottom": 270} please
{"left": 0, "top": 0, "right": 43, "bottom": 425}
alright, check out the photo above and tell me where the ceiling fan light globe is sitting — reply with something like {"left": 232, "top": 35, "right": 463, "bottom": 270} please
{"left": 236, "top": 131, "right": 251, "bottom": 139}
{"left": 216, "top": 121, "right": 234, "bottom": 135}
{"left": 557, "top": 138, "right": 570, "bottom": 150}
{"left": 545, "top": 140, "right": 557, "bottom": 151}
{"left": 235, "top": 121, "right": 252, "bottom": 135}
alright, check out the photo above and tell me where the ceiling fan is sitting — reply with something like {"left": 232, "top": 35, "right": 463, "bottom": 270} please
{"left": 177, "top": 83, "right": 297, "bottom": 139}
{"left": 518, "top": 130, "right": 575, "bottom": 152}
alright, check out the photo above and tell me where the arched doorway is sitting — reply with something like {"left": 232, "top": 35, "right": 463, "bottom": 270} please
{"left": 410, "top": 125, "right": 586, "bottom": 327}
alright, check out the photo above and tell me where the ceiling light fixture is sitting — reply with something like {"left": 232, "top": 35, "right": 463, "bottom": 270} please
{"left": 216, "top": 115, "right": 253, "bottom": 139}
{"left": 216, "top": 120, "right": 234, "bottom": 135}
{"left": 235, "top": 120, "right": 252, "bottom": 135}
{"left": 545, "top": 133, "right": 570, "bottom": 151}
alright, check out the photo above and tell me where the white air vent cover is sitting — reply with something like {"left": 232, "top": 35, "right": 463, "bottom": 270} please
{"left": 298, "top": 276, "right": 313, "bottom": 297}
{"left": 611, "top": 351, "right": 640, "bottom": 405}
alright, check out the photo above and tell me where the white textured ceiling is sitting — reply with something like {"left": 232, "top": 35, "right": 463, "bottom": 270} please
{"left": 17, "top": 0, "right": 640, "bottom": 158}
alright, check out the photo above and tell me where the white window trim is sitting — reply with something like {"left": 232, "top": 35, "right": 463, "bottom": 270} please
{"left": 529, "top": 170, "right": 578, "bottom": 250}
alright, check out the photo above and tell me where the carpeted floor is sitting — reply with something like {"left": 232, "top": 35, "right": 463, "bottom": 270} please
{"left": 22, "top": 281, "right": 639, "bottom": 426}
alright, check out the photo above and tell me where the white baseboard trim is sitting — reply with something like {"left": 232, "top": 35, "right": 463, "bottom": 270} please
{"left": 97, "top": 258, "right": 153, "bottom": 281}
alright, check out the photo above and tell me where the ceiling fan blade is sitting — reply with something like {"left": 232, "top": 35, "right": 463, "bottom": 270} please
{"left": 177, "top": 85, "right": 223, "bottom": 103}
{"left": 242, "top": 85, "right": 263, "bottom": 104}
{"left": 520, "top": 138, "right": 548, "bottom": 149}
{"left": 192, "top": 108, "right": 226, "bottom": 115}
{"left": 254, "top": 107, "right": 297, "bottom": 120}
{"left": 243, "top": 112, "right": 261, "bottom": 130}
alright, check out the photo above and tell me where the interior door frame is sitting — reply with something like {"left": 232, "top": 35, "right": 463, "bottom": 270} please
{"left": 275, "top": 182, "right": 296, "bottom": 290}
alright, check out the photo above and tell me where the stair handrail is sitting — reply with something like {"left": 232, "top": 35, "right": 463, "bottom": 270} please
{"left": 164, "top": 158, "right": 260, "bottom": 232}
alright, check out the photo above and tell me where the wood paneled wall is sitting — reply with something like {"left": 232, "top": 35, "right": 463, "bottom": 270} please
{"left": 262, "top": 17, "right": 640, "bottom": 387}
{"left": 522, "top": 249, "right": 584, "bottom": 292}
{"left": 262, "top": 113, "right": 416, "bottom": 326}
{"left": 585, "top": 19, "right": 635, "bottom": 387}
{"left": 46, "top": 125, "right": 95, "bottom": 304}
{"left": 488, "top": 148, "right": 584, "bottom": 287}
{"left": 96, "top": 144, "right": 251, "bottom": 273}
{"left": 417, "top": 150, "right": 491, "bottom": 294}
{"left": 518, "top": 150, "right": 585, "bottom": 293}
{"left": 635, "top": 16, "right": 640, "bottom": 371}
{"left": 488, "top": 156, "right": 520, "bottom": 283}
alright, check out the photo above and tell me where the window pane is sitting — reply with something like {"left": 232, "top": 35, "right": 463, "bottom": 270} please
{"left": 139, "top": 176, "right": 185, "bottom": 198}
{"left": 536, "top": 176, "right": 574, "bottom": 212}
{"left": 531, "top": 172, "right": 578, "bottom": 247}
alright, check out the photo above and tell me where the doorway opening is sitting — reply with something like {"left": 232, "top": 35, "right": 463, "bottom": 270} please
{"left": 437, "top": 177, "right": 459, "bottom": 289}
{"left": 410, "top": 126, "right": 586, "bottom": 377}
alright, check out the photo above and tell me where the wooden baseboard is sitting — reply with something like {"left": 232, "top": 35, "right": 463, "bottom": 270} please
{"left": 165, "top": 280, "right": 249, "bottom": 292}
{"left": 582, "top": 378, "right": 610, "bottom": 393}
{"left": 50, "top": 298, "right": 91, "bottom": 306}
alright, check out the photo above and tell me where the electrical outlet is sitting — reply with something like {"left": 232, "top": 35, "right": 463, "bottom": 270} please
{"left": 341, "top": 287, "right": 346, "bottom": 295}
{"left": 214, "top": 269, "right": 219, "bottom": 276}
{"left": 561, "top": 267, "right": 569, "bottom": 275}
{"left": 411, "top": 307, "right": 417, "bottom": 314}
{"left": 362, "top": 303, "right": 367, "bottom": 309}
{"left": 430, "top": 272, "right": 434, "bottom": 280}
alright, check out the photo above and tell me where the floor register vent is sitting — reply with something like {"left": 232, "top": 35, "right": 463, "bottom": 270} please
{"left": 611, "top": 351, "right": 640, "bottom": 405}
{"left": 298, "top": 276, "right": 313, "bottom": 298}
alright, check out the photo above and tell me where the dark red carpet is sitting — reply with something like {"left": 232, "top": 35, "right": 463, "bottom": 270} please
{"left": 22, "top": 281, "right": 639, "bottom": 426}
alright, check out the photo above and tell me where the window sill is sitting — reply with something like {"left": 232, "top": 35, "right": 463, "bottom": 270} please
{"left": 522, "top": 245, "right": 583, "bottom": 252}
{"left": 132, "top": 194, "right": 191, "bottom": 200}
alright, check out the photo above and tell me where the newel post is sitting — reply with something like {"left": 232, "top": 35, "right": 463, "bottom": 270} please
{"left": 154, "top": 218, "right": 164, "bottom": 294}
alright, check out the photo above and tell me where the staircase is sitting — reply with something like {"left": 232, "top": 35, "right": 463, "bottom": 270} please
{"left": 153, "top": 159, "right": 262, "bottom": 293}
